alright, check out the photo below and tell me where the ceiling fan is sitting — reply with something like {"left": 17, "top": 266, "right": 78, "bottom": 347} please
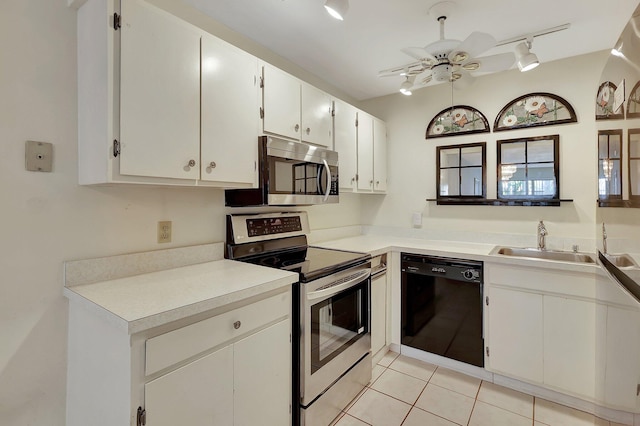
{"left": 379, "top": 1, "right": 516, "bottom": 93}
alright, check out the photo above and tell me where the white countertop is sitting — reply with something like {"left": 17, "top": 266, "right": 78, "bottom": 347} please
{"left": 64, "top": 259, "right": 298, "bottom": 334}
{"left": 314, "top": 235, "right": 495, "bottom": 258}
{"left": 313, "top": 235, "right": 602, "bottom": 273}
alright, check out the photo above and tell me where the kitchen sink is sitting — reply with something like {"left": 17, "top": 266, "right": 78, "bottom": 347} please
{"left": 603, "top": 253, "right": 638, "bottom": 268}
{"left": 491, "top": 247, "right": 596, "bottom": 264}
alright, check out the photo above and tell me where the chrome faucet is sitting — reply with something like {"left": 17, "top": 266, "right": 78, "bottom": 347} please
{"left": 537, "top": 220, "right": 547, "bottom": 250}
{"left": 602, "top": 223, "right": 608, "bottom": 254}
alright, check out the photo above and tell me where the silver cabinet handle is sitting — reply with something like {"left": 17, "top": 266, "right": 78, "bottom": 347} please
{"left": 209, "top": 161, "right": 217, "bottom": 169}
{"left": 294, "top": 124, "right": 300, "bottom": 132}
{"left": 233, "top": 321, "right": 241, "bottom": 330}
{"left": 187, "top": 159, "right": 196, "bottom": 167}
{"left": 306, "top": 127, "right": 311, "bottom": 135}
{"left": 370, "top": 180, "right": 373, "bottom": 186}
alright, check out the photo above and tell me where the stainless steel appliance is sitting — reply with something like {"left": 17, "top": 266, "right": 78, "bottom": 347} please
{"left": 225, "top": 136, "right": 339, "bottom": 207}
{"left": 401, "top": 253, "right": 484, "bottom": 367}
{"left": 226, "top": 212, "right": 371, "bottom": 426}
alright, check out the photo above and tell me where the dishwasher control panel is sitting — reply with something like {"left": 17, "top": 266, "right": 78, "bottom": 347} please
{"left": 400, "top": 253, "right": 483, "bottom": 284}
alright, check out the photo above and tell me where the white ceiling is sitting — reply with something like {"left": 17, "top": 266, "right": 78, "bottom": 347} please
{"left": 184, "top": 0, "right": 640, "bottom": 101}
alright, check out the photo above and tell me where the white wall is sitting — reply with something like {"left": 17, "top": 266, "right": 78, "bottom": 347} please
{"left": 361, "top": 51, "right": 613, "bottom": 251}
{"left": 0, "top": 1, "right": 360, "bottom": 424}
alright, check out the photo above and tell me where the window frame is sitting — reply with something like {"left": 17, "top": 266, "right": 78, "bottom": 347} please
{"left": 436, "top": 142, "right": 487, "bottom": 200}
{"left": 598, "top": 129, "right": 623, "bottom": 201}
{"left": 496, "top": 135, "right": 560, "bottom": 201}
{"left": 629, "top": 129, "right": 640, "bottom": 200}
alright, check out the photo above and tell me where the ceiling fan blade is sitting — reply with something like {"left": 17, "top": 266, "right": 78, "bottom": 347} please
{"left": 452, "top": 69, "right": 476, "bottom": 90}
{"left": 467, "top": 52, "right": 516, "bottom": 73}
{"left": 378, "top": 61, "right": 426, "bottom": 78}
{"left": 448, "top": 32, "right": 496, "bottom": 63}
{"left": 401, "top": 47, "right": 437, "bottom": 65}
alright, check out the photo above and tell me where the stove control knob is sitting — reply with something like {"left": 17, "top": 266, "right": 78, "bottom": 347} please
{"left": 462, "top": 269, "right": 478, "bottom": 280}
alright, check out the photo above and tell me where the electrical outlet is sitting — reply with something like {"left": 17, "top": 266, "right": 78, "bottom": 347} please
{"left": 157, "top": 221, "right": 172, "bottom": 243}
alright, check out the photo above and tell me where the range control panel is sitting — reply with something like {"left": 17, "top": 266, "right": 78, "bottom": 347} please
{"left": 246, "top": 216, "right": 302, "bottom": 237}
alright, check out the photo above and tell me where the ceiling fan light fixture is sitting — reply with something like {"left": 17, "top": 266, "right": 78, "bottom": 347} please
{"left": 324, "top": 0, "right": 349, "bottom": 20}
{"left": 400, "top": 79, "right": 413, "bottom": 96}
{"left": 515, "top": 41, "right": 539, "bottom": 72}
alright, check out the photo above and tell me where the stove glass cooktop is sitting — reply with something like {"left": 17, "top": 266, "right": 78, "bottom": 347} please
{"left": 242, "top": 246, "right": 370, "bottom": 282}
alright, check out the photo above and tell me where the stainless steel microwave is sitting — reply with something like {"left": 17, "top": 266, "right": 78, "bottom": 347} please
{"left": 225, "top": 136, "right": 339, "bottom": 207}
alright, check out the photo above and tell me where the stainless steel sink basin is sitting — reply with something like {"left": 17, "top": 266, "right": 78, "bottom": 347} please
{"left": 491, "top": 247, "right": 596, "bottom": 264}
{"left": 603, "top": 253, "right": 638, "bottom": 268}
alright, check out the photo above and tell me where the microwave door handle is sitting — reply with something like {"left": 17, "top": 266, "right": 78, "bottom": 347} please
{"left": 322, "top": 159, "right": 331, "bottom": 202}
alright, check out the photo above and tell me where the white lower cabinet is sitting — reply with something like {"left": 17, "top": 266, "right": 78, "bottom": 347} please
{"left": 603, "top": 306, "right": 640, "bottom": 410}
{"left": 146, "top": 319, "right": 291, "bottom": 426}
{"left": 543, "top": 296, "right": 599, "bottom": 400}
{"left": 486, "top": 286, "right": 544, "bottom": 383}
{"left": 234, "top": 320, "right": 292, "bottom": 426}
{"left": 371, "top": 272, "right": 388, "bottom": 357}
{"left": 66, "top": 288, "right": 292, "bottom": 426}
{"left": 145, "top": 344, "right": 234, "bottom": 425}
{"left": 485, "top": 262, "right": 640, "bottom": 411}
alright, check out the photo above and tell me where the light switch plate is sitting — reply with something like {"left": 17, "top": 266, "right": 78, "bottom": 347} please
{"left": 412, "top": 212, "right": 422, "bottom": 227}
{"left": 25, "top": 140, "right": 53, "bottom": 172}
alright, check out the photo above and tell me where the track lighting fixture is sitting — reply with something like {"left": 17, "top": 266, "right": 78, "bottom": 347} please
{"left": 515, "top": 39, "right": 539, "bottom": 72}
{"left": 324, "top": 0, "right": 349, "bottom": 20}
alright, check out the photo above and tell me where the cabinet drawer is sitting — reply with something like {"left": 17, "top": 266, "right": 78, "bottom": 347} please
{"left": 145, "top": 290, "right": 290, "bottom": 376}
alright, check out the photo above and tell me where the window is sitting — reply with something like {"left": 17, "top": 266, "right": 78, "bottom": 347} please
{"left": 497, "top": 135, "right": 559, "bottom": 200}
{"left": 437, "top": 143, "right": 486, "bottom": 198}
{"left": 629, "top": 129, "right": 640, "bottom": 200}
{"left": 598, "top": 130, "right": 622, "bottom": 200}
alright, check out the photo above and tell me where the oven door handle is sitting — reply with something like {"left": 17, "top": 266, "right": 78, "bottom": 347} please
{"left": 322, "top": 159, "right": 332, "bottom": 203}
{"left": 307, "top": 269, "right": 370, "bottom": 301}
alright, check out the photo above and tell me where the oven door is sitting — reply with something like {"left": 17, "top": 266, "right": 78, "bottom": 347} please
{"left": 300, "top": 264, "right": 371, "bottom": 406}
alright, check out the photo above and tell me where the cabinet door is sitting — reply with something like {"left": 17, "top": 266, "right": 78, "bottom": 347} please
{"left": 234, "top": 320, "right": 291, "bottom": 426}
{"left": 145, "top": 344, "right": 233, "bottom": 426}
{"left": 371, "top": 273, "right": 387, "bottom": 356}
{"left": 120, "top": 0, "right": 201, "bottom": 180}
{"left": 604, "top": 306, "right": 640, "bottom": 410}
{"left": 201, "top": 34, "right": 258, "bottom": 186}
{"left": 543, "top": 296, "right": 598, "bottom": 399}
{"left": 334, "top": 100, "right": 358, "bottom": 190}
{"left": 373, "top": 118, "right": 388, "bottom": 192}
{"left": 262, "top": 64, "right": 301, "bottom": 141}
{"left": 301, "top": 83, "right": 332, "bottom": 147}
{"left": 357, "top": 112, "right": 374, "bottom": 191}
{"left": 487, "top": 287, "right": 543, "bottom": 383}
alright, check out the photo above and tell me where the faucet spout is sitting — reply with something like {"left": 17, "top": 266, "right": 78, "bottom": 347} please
{"left": 537, "top": 220, "right": 547, "bottom": 251}
{"left": 602, "top": 223, "right": 608, "bottom": 254}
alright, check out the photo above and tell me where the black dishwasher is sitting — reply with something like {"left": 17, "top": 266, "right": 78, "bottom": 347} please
{"left": 401, "top": 253, "right": 484, "bottom": 367}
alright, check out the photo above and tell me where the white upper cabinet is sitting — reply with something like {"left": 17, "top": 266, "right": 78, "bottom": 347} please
{"left": 119, "top": 0, "right": 201, "bottom": 180}
{"left": 301, "top": 82, "right": 333, "bottom": 147}
{"left": 262, "top": 64, "right": 301, "bottom": 141}
{"left": 262, "top": 64, "right": 332, "bottom": 147}
{"left": 333, "top": 99, "right": 358, "bottom": 191}
{"left": 201, "top": 33, "right": 258, "bottom": 186}
{"left": 373, "top": 117, "right": 388, "bottom": 192}
{"left": 355, "top": 111, "right": 387, "bottom": 193}
{"left": 357, "top": 111, "right": 374, "bottom": 191}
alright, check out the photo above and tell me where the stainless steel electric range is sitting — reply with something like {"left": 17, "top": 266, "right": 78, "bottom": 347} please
{"left": 226, "top": 212, "right": 372, "bottom": 426}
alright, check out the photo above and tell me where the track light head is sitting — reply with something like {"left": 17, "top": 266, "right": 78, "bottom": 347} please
{"left": 515, "top": 40, "right": 539, "bottom": 72}
{"left": 324, "top": 0, "right": 349, "bottom": 20}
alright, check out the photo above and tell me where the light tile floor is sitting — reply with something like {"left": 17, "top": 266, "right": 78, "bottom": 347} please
{"left": 330, "top": 351, "right": 630, "bottom": 426}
